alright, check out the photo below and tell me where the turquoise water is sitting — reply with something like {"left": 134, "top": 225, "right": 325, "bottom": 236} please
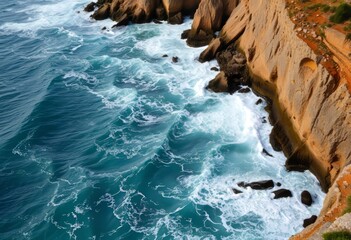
{"left": 0, "top": 1, "right": 325, "bottom": 239}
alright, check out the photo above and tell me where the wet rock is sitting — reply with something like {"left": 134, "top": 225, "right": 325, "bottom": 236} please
{"left": 168, "top": 12, "right": 183, "bottom": 24}
{"left": 112, "top": 13, "right": 129, "bottom": 27}
{"left": 181, "top": 29, "right": 190, "bottom": 39}
{"left": 206, "top": 71, "right": 228, "bottom": 93}
{"left": 101, "top": 26, "right": 107, "bottom": 30}
{"left": 186, "top": 29, "right": 214, "bottom": 47}
{"left": 256, "top": 99, "right": 263, "bottom": 105}
{"left": 238, "top": 87, "right": 250, "bottom": 93}
{"left": 162, "top": 54, "right": 168, "bottom": 58}
{"left": 84, "top": 2, "right": 97, "bottom": 12}
{"left": 199, "top": 38, "right": 222, "bottom": 62}
{"left": 210, "top": 67, "right": 219, "bottom": 71}
{"left": 232, "top": 188, "right": 243, "bottom": 194}
{"left": 303, "top": 215, "right": 317, "bottom": 228}
{"left": 233, "top": 55, "right": 247, "bottom": 64}
{"left": 276, "top": 182, "right": 282, "bottom": 187}
{"left": 273, "top": 189, "right": 292, "bottom": 199}
{"left": 153, "top": 19, "right": 162, "bottom": 24}
{"left": 172, "top": 56, "right": 179, "bottom": 63}
{"left": 92, "top": 4, "right": 110, "bottom": 20}
{"left": 238, "top": 180, "right": 274, "bottom": 190}
{"left": 262, "top": 149, "right": 273, "bottom": 157}
{"left": 301, "top": 190, "right": 313, "bottom": 206}
{"left": 156, "top": 5, "right": 167, "bottom": 21}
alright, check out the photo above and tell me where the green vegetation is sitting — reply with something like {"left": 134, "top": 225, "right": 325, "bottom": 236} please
{"left": 323, "top": 231, "right": 351, "bottom": 240}
{"left": 344, "top": 195, "right": 351, "bottom": 214}
{"left": 330, "top": 3, "right": 351, "bottom": 23}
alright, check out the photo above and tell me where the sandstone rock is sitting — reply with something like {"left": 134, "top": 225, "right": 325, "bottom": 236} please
{"left": 181, "top": 29, "right": 190, "bottom": 39}
{"left": 301, "top": 190, "right": 313, "bottom": 206}
{"left": 186, "top": 30, "right": 214, "bottom": 47}
{"left": 273, "top": 189, "right": 293, "bottom": 199}
{"left": 206, "top": 71, "right": 228, "bottom": 93}
{"left": 112, "top": 13, "right": 129, "bottom": 27}
{"left": 199, "top": 38, "right": 223, "bottom": 63}
{"left": 191, "top": 0, "right": 223, "bottom": 34}
{"left": 92, "top": 4, "right": 111, "bottom": 20}
{"left": 168, "top": 12, "right": 183, "bottom": 24}
{"left": 84, "top": 2, "right": 97, "bottom": 12}
{"left": 110, "top": 0, "right": 158, "bottom": 23}
{"left": 238, "top": 180, "right": 274, "bottom": 190}
{"left": 156, "top": 5, "right": 167, "bottom": 20}
{"left": 303, "top": 215, "right": 317, "bottom": 228}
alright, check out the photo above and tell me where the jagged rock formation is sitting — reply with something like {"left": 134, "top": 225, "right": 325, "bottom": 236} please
{"left": 85, "top": 0, "right": 351, "bottom": 237}
{"left": 199, "top": 0, "right": 351, "bottom": 238}
{"left": 86, "top": 0, "right": 202, "bottom": 25}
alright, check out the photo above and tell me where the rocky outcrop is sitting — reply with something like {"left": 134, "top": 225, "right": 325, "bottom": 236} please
{"left": 202, "top": 0, "right": 351, "bottom": 238}
{"left": 90, "top": 0, "right": 202, "bottom": 25}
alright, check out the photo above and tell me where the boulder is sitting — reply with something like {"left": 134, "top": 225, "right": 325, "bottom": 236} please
{"left": 238, "top": 180, "right": 274, "bottom": 190}
{"left": 206, "top": 71, "right": 228, "bottom": 93}
{"left": 84, "top": 2, "right": 97, "bottom": 12}
{"left": 232, "top": 188, "right": 243, "bottom": 194}
{"left": 199, "top": 38, "right": 223, "bottom": 62}
{"left": 211, "top": 67, "right": 219, "bottom": 71}
{"left": 92, "top": 4, "right": 111, "bottom": 20}
{"left": 162, "top": 0, "right": 183, "bottom": 17}
{"left": 112, "top": 13, "right": 129, "bottom": 27}
{"left": 172, "top": 56, "right": 179, "bottom": 63}
{"left": 186, "top": 30, "right": 214, "bottom": 47}
{"left": 303, "top": 215, "right": 317, "bottom": 228}
{"left": 273, "top": 189, "right": 293, "bottom": 199}
{"left": 168, "top": 12, "right": 183, "bottom": 24}
{"left": 110, "top": 0, "right": 158, "bottom": 23}
{"left": 181, "top": 29, "right": 190, "bottom": 39}
{"left": 301, "top": 190, "right": 313, "bottom": 206}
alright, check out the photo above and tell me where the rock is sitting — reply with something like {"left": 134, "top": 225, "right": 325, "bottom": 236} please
{"left": 162, "top": 0, "right": 183, "bottom": 17}
{"left": 172, "top": 56, "right": 179, "bottom": 63}
{"left": 162, "top": 54, "right": 168, "bottom": 58}
{"left": 153, "top": 19, "right": 162, "bottom": 24}
{"left": 181, "top": 29, "right": 190, "bottom": 39}
{"left": 211, "top": 67, "right": 219, "bottom": 71}
{"left": 110, "top": 0, "right": 158, "bottom": 23}
{"left": 92, "top": 4, "right": 111, "bottom": 20}
{"left": 168, "top": 12, "right": 183, "bottom": 24}
{"left": 232, "top": 188, "right": 243, "bottom": 194}
{"left": 199, "top": 38, "right": 223, "bottom": 62}
{"left": 206, "top": 71, "right": 228, "bottom": 93}
{"left": 156, "top": 5, "right": 167, "bottom": 21}
{"left": 303, "top": 215, "right": 317, "bottom": 228}
{"left": 276, "top": 182, "right": 282, "bottom": 187}
{"left": 112, "top": 13, "right": 129, "bottom": 27}
{"left": 301, "top": 190, "right": 313, "bottom": 206}
{"left": 238, "top": 180, "right": 274, "bottom": 190}
{"left": 84, "top": 2, "right": 97, "bottom": 12}
{"left": 238, "top": 87, "right": 250, "bottom": 93}
{"left": 256, "top": 99, "right": 263, "bottom": 105}
{"left": 101, "top": 26, "right": 107, "bottom": 30}
{"left": 233, "top": 55, "right": 247, "bottom": 64}
{"left": 191, "top": 0, "right": 224, "bottom": 34}
{"left": 186, "top": 30, "right": 214, "bottom": 47}
{"left": 273, "top": 189, "right": 293, "bottom": 199}
{"left": 262, "top": 149, "right": 273, "bottom": 157}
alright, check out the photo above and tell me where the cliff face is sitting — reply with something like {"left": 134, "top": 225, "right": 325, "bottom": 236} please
{"left": 217, "top": 0, "right": 351, "bottom": 237}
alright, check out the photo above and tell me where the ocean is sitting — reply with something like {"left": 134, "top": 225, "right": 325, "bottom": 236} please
{"left": 0, "top": 0, "right": 325, "bottom": 239}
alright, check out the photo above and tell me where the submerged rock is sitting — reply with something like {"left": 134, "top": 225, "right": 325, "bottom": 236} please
{"left": 172, "top": 56, "right": 179, "bottom": 63}
{"left": 273, "top": 189, "right": 292, "bottom": 199}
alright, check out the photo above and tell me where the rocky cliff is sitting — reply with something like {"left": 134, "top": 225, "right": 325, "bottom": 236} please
{"left": 205, "top": 0, "right": 351, "bottom": 238}
{"left": 85, "top": 0, "right": 351, "bottom": 237}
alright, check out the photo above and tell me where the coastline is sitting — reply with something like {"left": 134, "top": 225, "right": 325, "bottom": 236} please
{"left": 86, "top": 0, "right": 351, "bottom": 238}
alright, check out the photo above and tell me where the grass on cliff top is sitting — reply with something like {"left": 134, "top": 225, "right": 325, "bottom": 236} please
{"left": 323, "top": 231, "right": 351, "bottom": 240}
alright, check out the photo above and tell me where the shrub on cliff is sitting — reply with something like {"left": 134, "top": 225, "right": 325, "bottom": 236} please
{"left": 323, "top": 231, "right": 351, "bottom": 240}
{"left": 330, "top": 3, "right": 351, "bottom": 23}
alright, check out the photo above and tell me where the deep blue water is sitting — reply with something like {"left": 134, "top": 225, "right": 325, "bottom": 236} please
{"left": 0, "top": 1, "right": 325, "bottom": 239}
